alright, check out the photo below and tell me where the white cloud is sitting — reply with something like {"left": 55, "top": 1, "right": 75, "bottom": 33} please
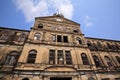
{"left": 13, "top": 0, "right": 48, "bottom": 22}
{"left": 84, "top": 15, "right": 93, "bottom": 27}
{"left": 50, "top": 0, "right": 73, "bottom": 19}
{"left": 13, "top": 0, "right": 74, "bottom": 22}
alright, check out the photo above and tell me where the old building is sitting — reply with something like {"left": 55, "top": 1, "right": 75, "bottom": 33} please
{"left": 0, "top": 13, "right": 120, "bottom": 80}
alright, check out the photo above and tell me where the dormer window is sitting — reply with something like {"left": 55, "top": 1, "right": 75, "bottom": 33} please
{"left": 38, "top": 24, "right": 43, "bottom": 29}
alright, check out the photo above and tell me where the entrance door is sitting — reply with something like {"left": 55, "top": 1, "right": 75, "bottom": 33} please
{"left": 50, "top": 77, "right": 72, "bottom": 80}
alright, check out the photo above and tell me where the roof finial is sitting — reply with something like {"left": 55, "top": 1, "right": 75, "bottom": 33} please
{"left": 53, "top": 9, "right": 64, "bottom": 17}
{"left": 56, "top": 9, "right": 60, "bottom": 15}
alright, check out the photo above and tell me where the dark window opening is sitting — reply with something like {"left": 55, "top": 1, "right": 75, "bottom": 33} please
{"left": 27, "top": 54, "right": 36, "bottom": 63}
{"left": 81, "top": 53, "right": 90, "bottom": 65}
{"left": 101, "top": 78, "right": 110, "bottom": 80}
{"left": 38, "top": 24, "right": 43, "bottom": 28}
{"left": 63, "top": 36, "right": 68, "bottom": 43}
{"left": 87, "top": 41, "right": 92, "bottom": 46}
{"left": 65, "top": 51, "right": 72, "bottom": 64}
{"left": 115, "top": 78, "right": 120, "bottom": 80}
{"left": 93, "top": 56, "right": 101, "bottom": 67}
{"left": 57, "top": 50, "right": 64, "bottom": 64}
{"left": 115, "top": 43, "right": 120, "bottom": 49}
{"left": 57, "top": 35, "right": 62, "bottom": 42}
{"left": 49, "top": 50, "right": 55, "bottom": 64}
{"left": 50, "top": 77, "right": 72, "bottom": 80}
{"left": 115, "top": 56, "right": 120, "bottom": 64}
{"left": 22, "top": 78, "right": 29, "bottom": 80}
{"left": 76, "top": 37, "right": 82, "bottom": 44}
{"left": 88, "top": 77, "right": 95, "bottom": 80}
{"left": 105, "top": 56, "right": 113, "bottom": 67}
{"left": 73, "top": 30, "right": 78, "bottom": 33}
{"left": 87, "top": 43, "right": 91, "bottom": 46}
{"left": 107, "top": 43, "right": 112, "bottom": 49}
{"left": 27, "top": 50, "right": 37, "bottom": 63}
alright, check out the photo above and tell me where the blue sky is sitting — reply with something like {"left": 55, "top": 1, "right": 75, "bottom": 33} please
{"left": 0, "top": 0, "right": 120, "bottom": 40}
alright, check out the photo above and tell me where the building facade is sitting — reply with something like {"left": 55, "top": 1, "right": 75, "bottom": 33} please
{"left": 0, "top": 14, "right": 120, "bottom": 80}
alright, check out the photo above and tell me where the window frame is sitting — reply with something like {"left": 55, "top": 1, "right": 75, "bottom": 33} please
{"left": 34, "top": 33, "right": 41, "bottom": 40}
{"left": 48, "top": 50, "right": 72, "bottom": 65}
{"left": 76, "top": 37, "right": 82, "bottom": 44}
{"left": 81, "top": 53, "right": 90, "bottom": 65}
{"left": 38, "top": 23, "right": 43, "bottom": 29}
{"left": 4, "top": 51, "right": 19, "bottom": 65}
{"left": 65, "top": 51, "right": 72, "bottom": 64}
{"left": 104, "top": 56, "right": 113, "bottom": 67}
{"left": 115, "top": 56, "right": 120, "bottom": 64}
{"left": 49, "top": 50, "right": 55, "bottom": 64}
{"left": 27, "top": 50, "right": 37, "bottom": 64}
{"left": 93, "top": 55, "right": 101, "bottom": 67}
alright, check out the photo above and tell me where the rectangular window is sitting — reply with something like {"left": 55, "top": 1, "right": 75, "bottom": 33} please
{"left": 57, "top": 35, "right": 62, "bottom": 42}
{"left": 57, "top": 50, "right": 64, "bottom": 64}
{"left": 38, "top": 24, "right": 43, "bottom": 28}
{"left": 65, "top": 51, "right": 72, "bottom": 64}
{"left": 49, "top": 50, "right": 55, "bottom": 64}
{"left": 63, "top": 36, "right": 68, "bottom": 43}
{"left": 49, "top": 50, "right": 72, "bottom": 65}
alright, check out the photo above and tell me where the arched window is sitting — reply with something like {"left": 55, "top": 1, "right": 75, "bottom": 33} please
{"left": 18, "top": 33, "right": 26, "bottom": 42}
{"left": 115, "top": 43, "right": 120, "bottom": 49}
{"left": 87, "top": 40, "right": 92, "bottom": 47}
{"left": 76, "top": 37, "right": 82, "bottom": 44}
{"left": 105, "top": 56, "right": 113, "bottom": 67}
{"left": 97, "top": 41, "right": 102, "bottom": 48}
{"left": 93, "top": 56, "right": 101, "bottom": 67}
{"left": 88, "top": 77, "right": 95, "bottom": 80}
{"left": 81, "top": 53, "right": 89, "bottom": 65}
{"left": 107, "top": 43, "right": 112, "bottom": 49}
{"left": 115, "top": 56, "right": 120, "bottom": 64}
{"left": 34, "top": 33, "right": 41, "bottom": 40}
{"left": 5, "top": 51, "right": 19, "bottom": 65}
{"left": 27, "top": 50, "right": 37, "bottom": 63}
{"left": 22, "top": 78, "right": 29, "bottom": 80}
{"left": 0, "top": 31, "right": 13, "bottom": 40}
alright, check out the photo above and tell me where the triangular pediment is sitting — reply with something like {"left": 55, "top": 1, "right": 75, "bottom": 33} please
{"left": 35, "top": 15, "right": 80, "bottom": 26}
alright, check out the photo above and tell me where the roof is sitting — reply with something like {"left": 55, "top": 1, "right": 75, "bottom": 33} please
{"left": 0, "top": 26, "right": 29, "bottom": 32}
{"left": 85, "top": 37, "right": 120, "bottom": 42}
